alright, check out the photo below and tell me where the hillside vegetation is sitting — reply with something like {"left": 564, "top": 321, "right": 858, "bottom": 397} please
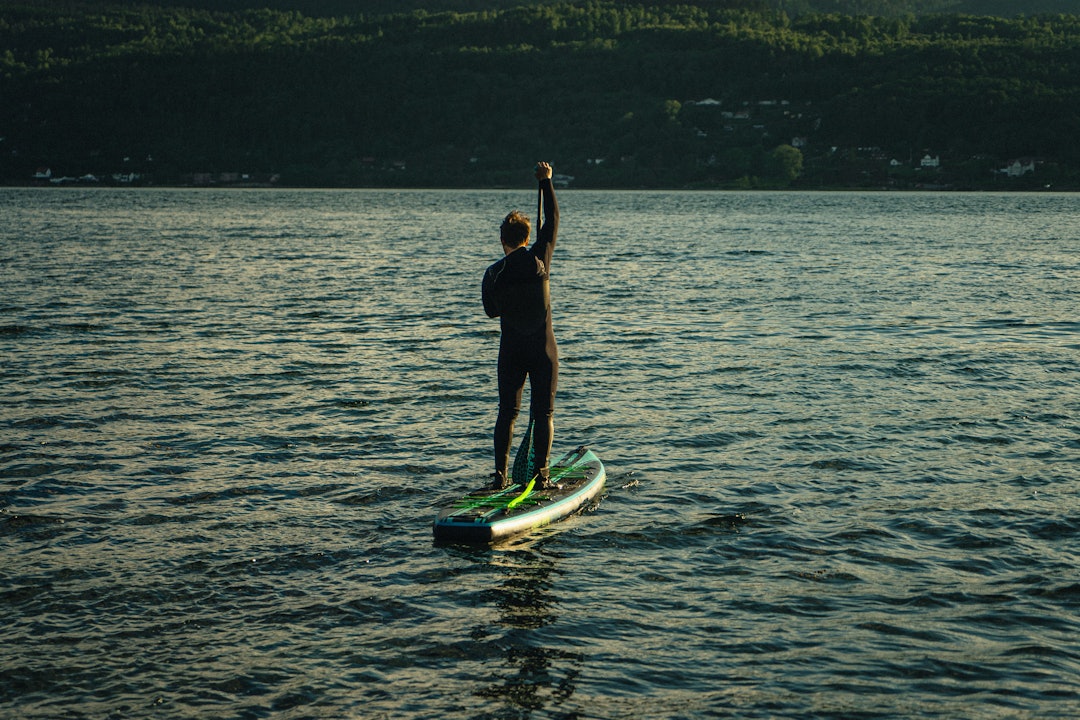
{"left": 3, "top": 0, "right": 1079, "bottom": 188}
{"left": 20, "top": 1, "right": 1078, "bottom": 18}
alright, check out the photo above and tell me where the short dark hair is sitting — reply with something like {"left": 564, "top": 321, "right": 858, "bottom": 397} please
{"left": 500, "top": 211, "right": 530, "bottom": 247}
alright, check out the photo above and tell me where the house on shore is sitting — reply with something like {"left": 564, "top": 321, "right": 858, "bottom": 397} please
{"left": 1002, "top": 158, "right": 1036, "bottom": 177}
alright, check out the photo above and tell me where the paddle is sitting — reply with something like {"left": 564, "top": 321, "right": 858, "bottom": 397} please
{"left": 507, "top": 167, "right": 545, "bottom": 488}
{"left": 512, "top": 415, "right": 535, "bottom": 485}
{"left": 506, "top": 167, "right": 544, "bottom": 491}
{"left": 536, "top": 173, "right": 543, "bottom": 243}
{"left": 506, "top": 475, "right": 537, "bottom": 509}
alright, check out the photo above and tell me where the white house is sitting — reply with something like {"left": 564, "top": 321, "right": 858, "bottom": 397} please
{"left": 920, "top": 154, "right": 940, "bottom": 168}
{"left": 1003, "top": 158, "right": 1036, "bottom": 177}
{"left": 552, "top": 173, "right": 575, "bottom": 188}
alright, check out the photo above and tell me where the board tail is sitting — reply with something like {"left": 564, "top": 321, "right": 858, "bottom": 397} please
{"left": 511, "top": 415, "right": 537, "bottom": 485}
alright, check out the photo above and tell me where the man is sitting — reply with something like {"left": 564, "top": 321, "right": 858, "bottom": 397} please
{"left": 482, "top": 161, "right": 559, "bottom": 490}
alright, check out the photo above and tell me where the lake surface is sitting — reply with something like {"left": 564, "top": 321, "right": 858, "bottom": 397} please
{"left": 2, "top": 187, "right": 1078, "bottom": 719}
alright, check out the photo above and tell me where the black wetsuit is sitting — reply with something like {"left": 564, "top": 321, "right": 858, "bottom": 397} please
{"left": 482, "top": 178, "right": 559, "bottom": 479}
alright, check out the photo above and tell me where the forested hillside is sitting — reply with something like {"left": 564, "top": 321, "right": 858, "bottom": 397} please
{"left": 22, "top": 0, "right": 1080, "bottom": 18}
{"left": 3, "top": 0, "right": 1079, "bottom": 188}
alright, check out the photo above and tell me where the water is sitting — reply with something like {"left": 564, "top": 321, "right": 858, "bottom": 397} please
{"left": 2, "top": 187, "right": 1078, "bottom": 719}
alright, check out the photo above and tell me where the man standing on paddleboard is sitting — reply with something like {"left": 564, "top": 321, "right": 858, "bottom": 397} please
{"left": 482, "top": 161, "right": 559, "bottom": 491}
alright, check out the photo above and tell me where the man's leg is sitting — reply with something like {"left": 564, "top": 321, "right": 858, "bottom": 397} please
{"left": 494, "top": 350, "right": 527, "bottom": 483}
{"left": 529, "top": 350, "right": 558, "bottom": 484}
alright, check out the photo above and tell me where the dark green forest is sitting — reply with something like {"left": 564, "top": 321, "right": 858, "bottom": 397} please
{"left": 3, "top": 0, "right": 1080, "bottom": 188}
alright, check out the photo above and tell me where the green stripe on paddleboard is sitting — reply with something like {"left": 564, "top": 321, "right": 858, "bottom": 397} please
{"left": 450, "top": 484, "right": 522, "bottom": 513}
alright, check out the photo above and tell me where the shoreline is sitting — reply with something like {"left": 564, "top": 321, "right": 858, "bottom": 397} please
{"left": 4, "top": 181, "right": 1075, "bottom": 193}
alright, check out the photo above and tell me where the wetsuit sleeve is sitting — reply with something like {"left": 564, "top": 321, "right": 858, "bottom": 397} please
{"left": 533, "top": 178, "right": 558, "bottom": 271}
{"left": 482, "top": 263, "right": 500, "bottom": 318}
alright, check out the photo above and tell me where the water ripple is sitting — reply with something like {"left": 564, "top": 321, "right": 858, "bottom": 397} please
{"left": 1, "top": 189, "right": 1078, "bottom": 718}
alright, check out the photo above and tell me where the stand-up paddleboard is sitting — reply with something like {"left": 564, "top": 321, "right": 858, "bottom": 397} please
{"left": 433, "top": 444, "right": 605, "bottom": 544}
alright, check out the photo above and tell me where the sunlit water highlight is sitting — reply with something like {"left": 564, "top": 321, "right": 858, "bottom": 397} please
{"left": 2, "top": 188, "right": 1078, "bottom": 718}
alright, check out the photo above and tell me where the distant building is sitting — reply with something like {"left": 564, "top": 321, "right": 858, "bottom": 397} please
{"left": 33, "top": 167, "right": 51, "bottom": 179}
{"left": 1003, "top": 158, "right": 1036, "bottom": 177}
{"left": 920, "top": 154, "right": 940, "bottom": 168}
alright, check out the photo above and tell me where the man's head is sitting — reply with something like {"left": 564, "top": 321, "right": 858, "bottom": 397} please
{"left": 500, "top": 211, "right": 531, "bottom": 250}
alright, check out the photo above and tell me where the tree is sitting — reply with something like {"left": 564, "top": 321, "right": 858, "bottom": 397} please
{"left": 767, "top": 144, "right": 804, "bottom": 185}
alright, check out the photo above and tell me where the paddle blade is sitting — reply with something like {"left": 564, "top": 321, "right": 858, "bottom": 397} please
{"left": 511, "top": 415, "right": 536, "bottom": 485}
{"left": 506, "top": 476, "right": 536, "bottom": 509}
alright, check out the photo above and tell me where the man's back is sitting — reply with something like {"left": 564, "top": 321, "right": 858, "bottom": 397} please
{"left": 482, "top": 243, "right": 552, "bottom": 339}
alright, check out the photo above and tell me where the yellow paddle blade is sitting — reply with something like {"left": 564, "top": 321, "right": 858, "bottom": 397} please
{"left": 506, "top": 476, "right": 536, "bottom": 509}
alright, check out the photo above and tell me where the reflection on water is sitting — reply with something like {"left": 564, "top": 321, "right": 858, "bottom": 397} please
{"left": 488, "top": 551, "right": 579, "bottom": 713}
{"left": 444, "top": 540, "right": 583, "bottom": 716}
